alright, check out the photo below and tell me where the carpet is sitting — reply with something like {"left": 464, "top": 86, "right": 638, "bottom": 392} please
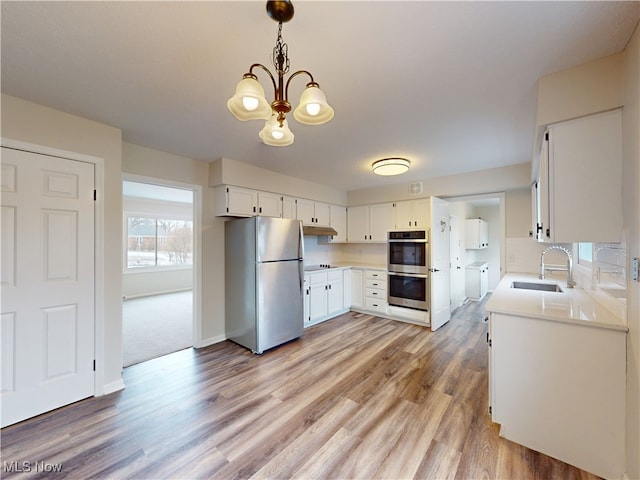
{"left": 122, "top": 291, "right": 193, "bottom": 367}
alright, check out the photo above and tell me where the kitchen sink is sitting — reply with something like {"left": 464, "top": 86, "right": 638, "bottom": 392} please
{"left": 511, "top": 281, "right": 563, "bottom": 292}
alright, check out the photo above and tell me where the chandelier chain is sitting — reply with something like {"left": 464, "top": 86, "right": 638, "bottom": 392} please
{"left": 273, "top": 22, "right": 290, "bottom": 76}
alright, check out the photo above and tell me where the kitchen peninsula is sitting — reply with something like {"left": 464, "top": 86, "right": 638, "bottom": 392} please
{"left": 485, "top": 273, "right": 627, "bottom": 479}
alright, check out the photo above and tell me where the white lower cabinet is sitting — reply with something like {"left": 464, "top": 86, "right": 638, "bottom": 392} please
{"left": 348, "top": 269, "right": 363, "bottom": 309}
{"left": 488, "top": 312, "right": 626, "bottom": 479}
{"left": 465, "top": 262, "right": 488, "bottom": 300}
{"left": 364, "top": 270, "right": 387, "bottom": 313}
{"left": 304, "top": 269, "right": 348, "bottom": 326}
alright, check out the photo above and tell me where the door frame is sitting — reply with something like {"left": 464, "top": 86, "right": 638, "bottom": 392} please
{"left": 121, "top": 173, "right": 203, "bottom": 349}
{"left": 1, "top": 137, "right": 106, "bottom": 395}
{"left": 445, "top": 192, "right": 506, "bottom": 286}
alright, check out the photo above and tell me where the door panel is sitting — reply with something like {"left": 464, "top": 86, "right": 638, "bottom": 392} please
{"left": 257, "top": 260, "right": 304, "bottom": 353}
{"left": 1, "top": 147, "right": 95, "bottom": 427}
{"left": 430, "top": 197, "right": 451, "bottom": 331}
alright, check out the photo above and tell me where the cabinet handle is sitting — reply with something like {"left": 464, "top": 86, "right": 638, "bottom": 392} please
{"left": 372, "top": 283, "right": 378, "bottom": 286}
{"left": 329, "top": 284, "right": 332, "bottom": 289}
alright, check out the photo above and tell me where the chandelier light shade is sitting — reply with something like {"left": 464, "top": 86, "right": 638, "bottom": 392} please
{"left": 293, "top": 83, "right": 334, "bottom": 125}
{"left": 372, "top": 158, "right": 411, "bottom": 176}
{"left": 259, "top": 114, "right": 294, "bottom": 146}
{"left": 227, "top": 75, "right": 272, "bottom": 121}
{"left": 227, "top": 0, "right": 333, "bottom": 146}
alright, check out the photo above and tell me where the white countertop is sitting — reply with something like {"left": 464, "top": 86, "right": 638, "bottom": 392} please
{"left": 486, "top": 273, "right": 628, "bottom": 332}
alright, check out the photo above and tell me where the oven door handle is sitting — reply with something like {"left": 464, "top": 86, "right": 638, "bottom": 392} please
{"left": 388, "top": 272, "right": 429, "bottom": 279}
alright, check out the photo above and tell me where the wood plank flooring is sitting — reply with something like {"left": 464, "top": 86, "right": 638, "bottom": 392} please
{"left": 1, "top": 299, "right": 601, "bottom": 479}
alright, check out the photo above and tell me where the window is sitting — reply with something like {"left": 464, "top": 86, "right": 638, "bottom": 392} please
{"left": 578, "top": 243, "right": 593, "bottom": 267}
{"left": 127, "top": 216, "right": 193, "bottom": 269}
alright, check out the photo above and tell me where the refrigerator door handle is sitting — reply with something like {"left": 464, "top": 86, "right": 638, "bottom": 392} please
{"left": 298, "top": 220, "right": 305, "bottom": 292}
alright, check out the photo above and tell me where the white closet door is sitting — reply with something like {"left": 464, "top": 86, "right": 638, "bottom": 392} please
{"left": 1, "top": 147, "right": 95, "bottom": 427}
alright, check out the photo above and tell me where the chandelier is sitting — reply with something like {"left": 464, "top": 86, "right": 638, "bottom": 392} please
{"left": 227, "top": 1, "right": 334, "bottom": 146}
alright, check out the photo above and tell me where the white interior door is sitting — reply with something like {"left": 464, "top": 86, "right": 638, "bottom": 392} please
{"left": 1, "top": 147, "right": 95, "bottom": 427}
{"left": 429, "top": 197, "right": 451, "bottom": 331}
{"left": 449, "top": 215, "right": 465, "bottom": 310}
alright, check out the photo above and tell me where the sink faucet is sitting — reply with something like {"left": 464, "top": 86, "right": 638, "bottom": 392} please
{"left": 540, "top": 245, "right": 575, "bottom": 288}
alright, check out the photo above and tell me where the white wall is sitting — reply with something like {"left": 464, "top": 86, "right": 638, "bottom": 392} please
{"left": 1, "top": 94, "right": 124, "bottom": 392}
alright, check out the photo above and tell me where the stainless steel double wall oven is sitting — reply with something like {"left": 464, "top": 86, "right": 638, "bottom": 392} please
{"left": 387, "top": 230, "right": 429, "bottom": 311}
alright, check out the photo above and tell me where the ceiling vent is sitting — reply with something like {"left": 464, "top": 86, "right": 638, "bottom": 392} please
{"left": 409, "top": 182, "right": 423, "bottom": 195}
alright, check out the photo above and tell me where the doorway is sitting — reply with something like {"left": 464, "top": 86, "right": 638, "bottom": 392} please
{"left": 122, "top": 179, "right": 196, "bottom": 367}
{"left": 447, "top": 193, "right": 505, "bottom": 311}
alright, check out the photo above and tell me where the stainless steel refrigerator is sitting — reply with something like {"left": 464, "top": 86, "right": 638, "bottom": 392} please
{"left": 225, "top": 216, "right": 304, "bottom": 354}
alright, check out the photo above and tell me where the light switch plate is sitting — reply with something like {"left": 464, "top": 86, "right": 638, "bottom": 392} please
{"left": 633, "top": 257, "right": 639, "bottom": 282}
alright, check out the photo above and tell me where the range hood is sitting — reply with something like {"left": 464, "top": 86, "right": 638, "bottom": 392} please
{"left": 302, "top": 225, "right": 338, "bottom": 236}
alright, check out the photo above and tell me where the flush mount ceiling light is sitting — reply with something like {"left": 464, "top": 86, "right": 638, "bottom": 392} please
{"left": 372, "top": 158, "right": 411, "bottom": 176}
{"left": 227, "top": 0, "right": 334, "bottom": 147}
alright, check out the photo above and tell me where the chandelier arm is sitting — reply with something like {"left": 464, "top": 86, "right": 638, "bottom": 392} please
{"left": 283, "top": 70, "right": 316, "bottom": 101}
{"left": 248, "top": 63, "right": 278, "bottom": 96}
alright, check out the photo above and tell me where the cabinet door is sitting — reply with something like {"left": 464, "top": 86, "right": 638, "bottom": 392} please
{"left": 303, "top": 276, "right": 310, "bottom": 325}
{"left": 412, "top": 198, "right": 430, "bottom": 229}
{"left": 537, "top": 137, "right": 551, "bottom": 242}
{"left": 394, "top": 201, "right": 413, "bottom": 229}
{"left": 546, "top": 109, "right": 622, "bottom": 243}
{"left": 480, "top": 267, "right": 488, "bottom": 298}
{"left": 328, "top": 204, "right": 347, "bottom": 243}
{"left": 224, "top": 186, "right": 257, "bottom": 216}
{"left": 308, "top": 281, "right": 328, "bottom": 322}
{"left": 350, "top": 269, "right": 363, "bottom": 308}
{"left": 281, "top": 196, "right": 296, "bottom": 220}
{"left": 314, "top": 202, "right": 331, "bottom": 227}
{"left": 368, "top": 203, "right": 393, "bottom": 241}
{"left": 347, "top": 205, "right": 369, "bottom": 242}
{"left": 327, "top": 273, "right": 344, "bottom": 316}
{"left": 257, "top": 192, "right": 282, "bottom": 218}
{"left": 296, "top": 198, "right": 315, "bottom": 226}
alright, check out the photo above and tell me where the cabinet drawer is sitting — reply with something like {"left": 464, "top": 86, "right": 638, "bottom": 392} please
{"left": 365, "top": 270, "right": 386, "bottom": 280}
{"left": 365, "top": 297, "right": 387, "bottom": 312}
{"left": 327, "top": 269, "right": 343, "bottom": 282}
{"left": 365, "top": 287, "right": 385, "bottom": 299}
{"left": 365, "top": 278, "right": 386, "bottom": 289}
{"left": 307, "top": 272, "right": 327, "bottom": 286}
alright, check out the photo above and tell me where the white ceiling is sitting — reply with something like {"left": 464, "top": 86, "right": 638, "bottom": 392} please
{"left": 2, "top": 1, "right": 638, "bottom": 192}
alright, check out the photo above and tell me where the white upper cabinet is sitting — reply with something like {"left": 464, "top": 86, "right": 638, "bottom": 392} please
{"left": 347, "top": 203, "right": 394, "bottom": 242}
{"left": 533, "top": 109, "right": 622, "bottom": 243}
{"left": 296, "top": 198, "right": 331, "bottom": 226}
{"left": 215, "top": 185, "right": 257, "bottom": 217}
{"left": 256, "top": 191, "right": 282, "bottom": 218}
{"left": 281, "top": 195, "right": 296, "bottom": 220}
{"left": 215, "top": 186, "right": 283, "bottom": 217}
{"left": 328, "top": 204, "right": 347, "bottom": 243}
{"left": 393, "top": 199, "right": 429, "bottom": 230}
{"left": 465, "top": 218, "right": 489, "bottom": 249}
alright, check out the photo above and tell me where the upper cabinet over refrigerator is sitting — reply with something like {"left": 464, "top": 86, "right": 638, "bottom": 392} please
{"left": 532, "top": 109, "right": 622, "bottom": 244}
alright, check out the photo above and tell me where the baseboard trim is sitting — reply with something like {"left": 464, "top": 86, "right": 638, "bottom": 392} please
{"left": 194, "top": 334, "right": 227, "bottom": 349}
{"left": 101, "top": 378, "right": 126, "bottom": 396}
